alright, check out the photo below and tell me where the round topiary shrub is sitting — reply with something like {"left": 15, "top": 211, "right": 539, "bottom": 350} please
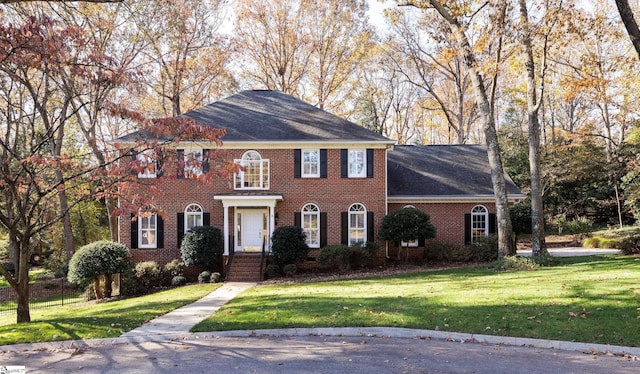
{"left": 171, "top": 275, "right": 187, "bottom": 286}
{"left": 270, "top": 226, "right": 309, "bottom": 266}
{"left": 198, "top": 271, "right": 212, "bottom": 283}
{"left": 68, "top": 241, "right": 130, "bottom": 299}
{"left": 265, "top": 264, "right": 281, "bottom": 279}
{"left": 180, "top": 226, "right": 223, "bottom": 270}
{"left": 282, "top": 263, "right": 297, "bottom": 277}
{"left": 134, "top": 261, "right": 162, "bottom": 291}
{"left": 211, "top": 272, "right": 221, "bottom": 283}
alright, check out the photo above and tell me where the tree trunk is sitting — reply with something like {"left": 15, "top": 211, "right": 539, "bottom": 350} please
{"left": 106, "top": 197, "right": 119, "bottom": 242}
{"left": 427, "top": 0, "right": 515, "bottom": 257}
{"left": 615, "top": 0, "right": 640, "bottom": 60}
{"left": 56, "top": 176, "right": 76, "bottom": 261}
{"left": 518, "top": 0, "right": 548, "bottom": 257}
{"left": 16, "top": 239, "right": 31, "bottom": 323}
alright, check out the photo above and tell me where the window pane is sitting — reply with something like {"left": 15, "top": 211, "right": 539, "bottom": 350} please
{"left": 348, "top": 150, "right": 365, "bottom": 177}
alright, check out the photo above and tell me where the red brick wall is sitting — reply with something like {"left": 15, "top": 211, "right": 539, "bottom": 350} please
{"left": 388, "top": 202, "right": 497, "bottom": 245}
{"left": 120, "top": 147, "right": 388, "bottom": 265}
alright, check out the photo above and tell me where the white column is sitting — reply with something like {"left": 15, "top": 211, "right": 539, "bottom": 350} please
{"left": 223, "top": 204, "right": 229, "bottom": 256}
{"left": 268, "top": 203, "right": 275, "bottom": 252}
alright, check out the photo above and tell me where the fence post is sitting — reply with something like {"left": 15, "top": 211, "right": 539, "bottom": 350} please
{"left": 61, "top": 278, "right": 65, "bottom": 306}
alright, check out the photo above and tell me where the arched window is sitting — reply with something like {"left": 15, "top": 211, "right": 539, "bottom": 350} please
{"left": 235, "top": 150, "right": 270, "bottom": 189}
{"left": 184, "top": 203, "right": 203, "bottom": 233}
{"left": 471, "top": 205, "right": 489, "bottom": 242}
{"left": 302, "top": 204, "right": 320, "bottom": 248}
{"left": 349, "top": 203, "right": 367, "bottom": 246}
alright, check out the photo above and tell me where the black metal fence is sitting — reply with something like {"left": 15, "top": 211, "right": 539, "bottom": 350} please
{"left": 0, "top": 278, "right": 88, "bottom": 315}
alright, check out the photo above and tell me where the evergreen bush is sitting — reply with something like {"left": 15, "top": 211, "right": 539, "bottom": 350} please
{"left": 270, "top": 226, "right": 309, "bottom": 265}
{"left": 198, "top": 271, "right": 212, "bottom": 283}
{"left": 171, "top": 275, "right": 187, "bottom": 286}
{"left": 67, "top": 241, "right": 130, "bottom": 298}
{"left": 180, "top": 226, "right": 223, "bottom": 270}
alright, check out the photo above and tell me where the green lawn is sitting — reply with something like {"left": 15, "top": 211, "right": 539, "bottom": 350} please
{"left": 193, "top": 255, "right": 640, "bottom": 347}
{"left": 0, "top": 283, "right": 221, "bottom": 345}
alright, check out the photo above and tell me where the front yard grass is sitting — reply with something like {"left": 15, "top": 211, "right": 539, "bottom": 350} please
{"left": 193, "top": 255, "right": 640, "bottom": 347}
{"left": 0, "top": 283, "right": 221, "bottom": 345}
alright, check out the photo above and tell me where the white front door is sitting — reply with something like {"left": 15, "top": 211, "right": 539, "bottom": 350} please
{"left": 237, "top": 209, "right": 266, "bottom": 252}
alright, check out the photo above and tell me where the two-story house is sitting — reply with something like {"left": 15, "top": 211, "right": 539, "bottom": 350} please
{"left": 117, "top": 90, "right": 523, "bottom": 280}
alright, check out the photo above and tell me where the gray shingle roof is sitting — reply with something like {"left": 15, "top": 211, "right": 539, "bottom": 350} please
{"left": 119, "top": 90, "right": 392, "bottom": 143}
{"left": 387, "top": 145, "right": 523, "bottom": 197}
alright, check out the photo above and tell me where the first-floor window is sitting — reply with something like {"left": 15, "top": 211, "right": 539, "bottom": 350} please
{"left": 349, "top": 203, "right": 366, "bottom": 245}
{"left": 185, "top": 204, "right": 203, "bottom": 233}
{"left": 471, "top": 205, "right": 488, "bottom": 242}
{"left": 139, "top": 213, "right": 157, "bottom": 248}
{"left": 302, "top": 204, "right": 320, "bottom": 248}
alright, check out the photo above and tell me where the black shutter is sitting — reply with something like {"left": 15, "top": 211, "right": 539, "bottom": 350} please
{"left": 177, "top": 213, "right": 184, "bottom": 249}
{"left": 203, "top": 213, "right": 210, "bottom": 226}
{"left": 130, "top": 150, "right": 138, "bottom": 176}
{"left": 294, "top": 149, "right": 301, "bottom": 178}
{"left": 294, "top": 212, "right": 301, "bottom": 227}
{"left": 320, "top": 212, "right": 327, "bottom": 247}
{"left": 465, "top": 214, "right": 471, "bottom": 245}
{"left": 341, "top": 212, "right": 348, "bottom": 245}
{"left": 130, "top": 213, "right": 138, "bottom": 248}
{"left": 341, "top": 149, "right": 348, "bottom": 178}
{"left": 202, "top": 149, "right": 210, "bottom": 174}
{"left": 177, "top": 149, "right": 185, "bottom": 179}
{"left": 157, "top": 215, "right": 164, "bottom": 249}
{"left": 320, "top": 149, "right": 327, "bottom": 178}
{"left": 418, "top": 238, "right": 425, "bottom": 247}
{"left": 367, "top": 211, "right": 374, "bottom": 243}
{"left": 489, "top": 213, "right": 497, "bottom": 234}
{"left": 366, "top": 149, "right": 374, "bottom": 178}
{"left": 156, "top": 149, "right": 164, "bottom": 178}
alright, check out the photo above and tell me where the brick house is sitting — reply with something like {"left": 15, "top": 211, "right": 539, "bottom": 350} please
{"left": 117, "top": 90, "right": 523, "bottom": 280}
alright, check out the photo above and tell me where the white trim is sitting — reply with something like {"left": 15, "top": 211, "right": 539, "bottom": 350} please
{"left": 348, "top": 149, "right": 367, "bottom": 178}
{"left": 184, "top": 203, "right": 203, "bottom": 234}
{"left": 348, "top": 203, "right": 367, "bottom": 246}
{"left": 138, "top": 213, "right": 157, "bottom": 249}
{"left": 388, "top": 195, "right": 526, "bottom": 204}
{"left": 302, "top": 203, "right": 320, "bottom": 248}
{"left": 214, "top": 194, "right": 283, "bottom": 255}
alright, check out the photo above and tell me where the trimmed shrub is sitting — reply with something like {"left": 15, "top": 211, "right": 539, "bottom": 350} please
{"left": 180, "top": 226, "right": 223, "bottom": 271}
{"left": 164, "top": 259, "right": 185, "bottom": 277}
{"left": 198, "top": 271, "right": 212, "bottom": 283}
{"left": 265, "top": 264, "right": 281, "bottom": 279}
{"left": 283, "top": 263, "right": 297, "bottom": 277}
{"left": 469, "top": 235, "right": 499, "bottom": 262}
{"left": 378, "top": 208, "right": 436, "bottom": 262}
{"left": 171, "top": 275, "right": 187, "bottom": 286}
{"left": 68, "top": 241, "right": 130, "bottom": 299}
{"left": 270, "top": 226, "right": 309, "bottom": 266}
{"left": 488, "top": 256, "right": 538, "bottom": 271}
{"left": 134, "top": 261, "right": 162, "bottom": 290}
{"left": 318, "top": 243, "right": 378, "bottom": 272}
{"left": 424, "top": 243, "right": 474, "bottom": 263}
{"left": 618, "top": 235, "right": 640, "bottom": 255}
{"left": 565, "top": 217, "right": 594, "bottom": 241}
{"left": 211, "top": 272, "right": 222, "bottom": 283}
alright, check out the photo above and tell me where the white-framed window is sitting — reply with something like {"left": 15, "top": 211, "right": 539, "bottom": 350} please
{"left": 184, "top": 203, "right": 203, "bottom": 233}
{"left": 302, "top": 203, "right": 320, "bottom": 248}
{"left": 401, "top": 205, "right": 419, "bottom": 247}
{"left": 183, "top": 150, "right": 203, "bottom": 179}
{"left": 139, "top": 213, "right": 157, "bottom": 248}
{"left": 348, "top": 149, "right": 366, "bottom": 178}
{"left": 471, "top": 205, "right": 489, "bottom": 242}
{"left": 137, "top": 150, "right": 157, "bottom": 178}
{"left": 302, "top": 149, "right": 320, "bottom": 178}
{"left": 349, "top": 203, "right": 366, "bottom": 246}
{"left": 234, "top": 150, "right": 270, "bottom": 190}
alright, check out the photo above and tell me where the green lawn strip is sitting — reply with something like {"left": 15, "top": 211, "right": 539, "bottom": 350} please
{"left": 0, "top": 283, "right": 221, "bottom": 345}
{"left": 0, "top": 268, "right": 54, "bottom": 288}
{"left": 193, "top": 255, "right": 640, "bottom": 347}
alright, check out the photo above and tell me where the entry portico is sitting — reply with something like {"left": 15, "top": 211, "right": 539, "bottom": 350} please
{"left": 214, "top": 194, "right": 283, "bottom": 255}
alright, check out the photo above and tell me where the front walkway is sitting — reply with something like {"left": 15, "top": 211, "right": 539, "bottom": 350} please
{"left": 119, "top": 282, "right": 255, "bottom": 339}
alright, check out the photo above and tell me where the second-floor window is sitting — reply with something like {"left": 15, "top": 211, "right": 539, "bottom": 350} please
{"left": 235, "top": 150, "right": 269, "bottom": 190}
{"left": 136, "top": 150, "right": 157, "bottom": 178}
{"left": 348, "top": 149, "right": 366, "bottom": 178}
{"left": 302, "top": 149, "right": 320, "bottom": 178}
